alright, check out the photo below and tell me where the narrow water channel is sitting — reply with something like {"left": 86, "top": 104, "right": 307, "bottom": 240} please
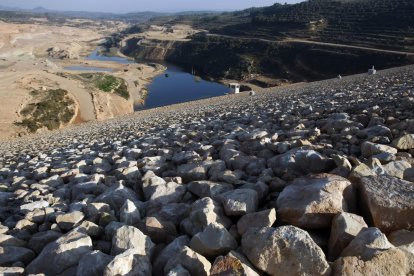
{"left": 66, "top": 48, "right": 231, "bottom": 110}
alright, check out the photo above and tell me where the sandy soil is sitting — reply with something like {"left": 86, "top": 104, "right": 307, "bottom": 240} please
{"left": 0, "top": 20, "right": 164, "bottom": 139}
{"left": 130, "top": 24, "right": 202, "bottom": 42}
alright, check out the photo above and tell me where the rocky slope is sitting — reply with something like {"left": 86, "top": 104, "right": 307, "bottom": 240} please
{"left": 0, "top": 65, "right": 414, "bottom": 275}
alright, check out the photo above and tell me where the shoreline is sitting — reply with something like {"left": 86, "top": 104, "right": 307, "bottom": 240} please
{"left": 0, "top": 20, "right": 167, "bottom": 139}
{"left": 1, "top": 63, "right": 412, "bottom": 147}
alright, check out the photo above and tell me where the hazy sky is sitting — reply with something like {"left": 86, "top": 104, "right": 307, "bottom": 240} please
{"left": 0, "top": 0, "right": 303, "bottom": 13}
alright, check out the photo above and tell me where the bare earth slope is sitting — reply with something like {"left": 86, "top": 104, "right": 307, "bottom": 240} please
{"left": 0, "top": 20, "right": 164, "bottom": 139}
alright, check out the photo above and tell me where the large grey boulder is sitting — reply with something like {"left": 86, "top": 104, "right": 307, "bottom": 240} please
{"left": 94, "top": 182, "right": 141, "bottom": 211}
{"left": 357, "top": 125, "right": 392, "bottom": 140}
{"left": 153, "top": 235, "right": 190, "bottom": 276}
{"left": 241, "top": 226, "right": 331, "bottom": 275}
{"left": 177, "top": 162, "right": 209, "bottom": 182}
{"left": 361, "top": 141, "right": 397, "bottom": 158}
{"left": 187, "top": 181, "right": 233, "bottom": 200}
{"left": 28, "top": 230, "right": 62, "bottom": 254}
{"left": 56, "top": 211, "right": 85, "bottom": 231}
{"left": 20, "top": 200, "right": 49, "bottom": 214}
{"left": 219, "top": 189, "right": 258, "bottom": 216}
{"left": 120, "top": 199, "right": 141, "bottom": 225}
{"left": 392, "top": 134, "right": 414, "bottom": 150}
{"left": 164, "top": 246, "right": 211, "bottom": 276}
{"left": 143, "top": 216, "right": 177, "bottom": 244}
{"left": 26, "top": 230, "right": 92, "bottom": 275}
{"left": 143, "top": 180, "right": 186, "bottom": 204}
{"left": 104, "top": 249, "right": 152, "bottom": 276}
{"left": 141, "top": 156, "right": 167, "bottom": 174}
{"left": 181, "top": 197, "right": 232, "bottom": 236}
{"left": 357, "top": 175, "right": 414, "bottom": 233}
{"left": 237, "top": 208, "right": 277, "bottom": 235}
{"left": 268, "top": 149, "right": 334, "bottom": 176}
{"left": 190, "top": 223, "right": 237, "bottom": 257}
{"left": 341, "top": 227, "right": 393, "bottom": 260}
{"left": 333, "top": 248, "right": 408, "bottom": 276}
{"left": 329, "top": 212, "right": 368, "bottom": 260}
{"left": 277, "top": 174, "right": 356, "bottom": 229}
{"left": 111, "top": 225, "right": 154, "bottom": 256}
{"left": 383, "top": 160, "right": 411, "bottom": 179}
{"left": 0, "top": 234, "right": 26, "bottom": 247}
{"left": 76, "top": 250, "right": 113, "bottom": 276}
{"left": 388, "top": 230, "right": 414, "bottom": 274}
{"left": 0, "top": 246, "right": 35, "bottom": 266}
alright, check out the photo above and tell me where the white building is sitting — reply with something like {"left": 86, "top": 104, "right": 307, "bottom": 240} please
{"left": 229, "top": 83, "right": 240, "bottom": 94}
{"left": 368, "top": 66, "right": 377, "bottom": 75}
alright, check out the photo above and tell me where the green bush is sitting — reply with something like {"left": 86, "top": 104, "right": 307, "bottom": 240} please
{"left": 15, "top": 89, "right": 75, "bottom": 132}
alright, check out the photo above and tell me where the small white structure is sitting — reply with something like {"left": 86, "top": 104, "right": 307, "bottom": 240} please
{"left": 229, "top": 83, "right": 240, "bottom": 94}
{"left": 249, "top": 90, "right": 256, "bottom": 96}
{"left": 368, "top": 66, "right": 377, "bottom": 75}
{"left": 337, "top": 74, "right": 342, "bottom": 79}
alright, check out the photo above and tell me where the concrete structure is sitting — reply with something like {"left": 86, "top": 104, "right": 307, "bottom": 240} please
{"left": 368, "top": 66, "right": 377, "bottom": 75}
{"left": 229, "top": 83, "right": 240, "bottom": 94}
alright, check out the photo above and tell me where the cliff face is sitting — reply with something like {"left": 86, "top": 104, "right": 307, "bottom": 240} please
{"left": 122, "top": 37, "right": 183, "bottom": 61}
{"left": 123, "top": 34, "right": 414, "bottom": 83}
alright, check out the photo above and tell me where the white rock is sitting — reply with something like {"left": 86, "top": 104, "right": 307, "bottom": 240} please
{"left": 219, "top": 189, "right": 258, "bottom": 216}
{"left": 111, "top": 225, "right": 154, "bottom": 256}
{"left": 104, "top": 249, "right": 152, "bottom": 276}
{"left": 242, "top": 226, "right": 331, "bottom": 275}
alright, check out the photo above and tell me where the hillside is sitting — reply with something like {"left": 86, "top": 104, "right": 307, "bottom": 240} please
{"left": 155, "top": 0, "right": 414, "bottom": 52}
{"left": 123, "top": 0, "right": 414, "bottom": 86}
{"left": 0, "top": 65, "right": 413, "bottom": 274}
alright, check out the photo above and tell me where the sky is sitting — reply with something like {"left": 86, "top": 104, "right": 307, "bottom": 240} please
{"left": 0, "top": 0, "right": 303, "bottom": 13}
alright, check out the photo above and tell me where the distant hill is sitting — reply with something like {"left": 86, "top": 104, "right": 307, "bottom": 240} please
{"left": 153, "top": 0, "right": 414, "bottom": 52}
{"left": 0, "top": 5, "right": 221, "bottom": 22}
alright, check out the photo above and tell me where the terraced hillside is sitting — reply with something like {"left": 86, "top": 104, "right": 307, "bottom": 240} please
{"left": 127, "top": 0, "right": 414, "bottom": 85}
{"left": 176, "top": 0, "right": 414, "bottom": 52}
{"left": 0, "top": 65, "right": 413, "bottom": 275}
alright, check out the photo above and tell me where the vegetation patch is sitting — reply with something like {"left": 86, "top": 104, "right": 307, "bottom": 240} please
{"left": 15, "top": 89, "right": 75, "bottom": 133}
{"left": 77, "top": 73, "right": 130, "bottom": 99}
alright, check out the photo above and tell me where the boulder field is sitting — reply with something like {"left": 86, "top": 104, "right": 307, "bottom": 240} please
{"left": 0, "top": 65, "right": 414, "bottom": 275}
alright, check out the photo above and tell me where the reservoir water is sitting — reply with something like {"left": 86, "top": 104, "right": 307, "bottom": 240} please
{"left": 68, "top": 48, "right": 230, "bottom": 110}
{"left": 86, "top": 48, "right": 135, "bottom": 64}
{"left": 136, "top": 63, "right": 230, "bottom": 110}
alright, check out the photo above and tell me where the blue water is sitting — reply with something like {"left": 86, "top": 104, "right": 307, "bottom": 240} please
{"left": 137, "top": 64, "right": 230, "bottom": 110}
{"left": 68, "top": 47, "right": 230, "bottom": 110}
{"left": 63, "top": 66, "right": 113, "bottom": 72}
{"left": 86, "top": 48, "right": 135, "bottom": 64}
